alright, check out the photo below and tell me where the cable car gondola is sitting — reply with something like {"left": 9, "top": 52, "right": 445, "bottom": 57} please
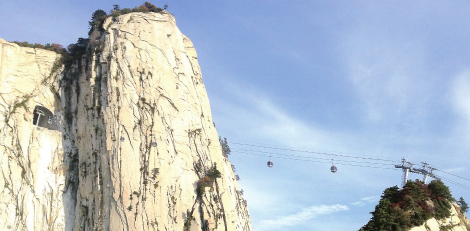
{"left": 331, "top": 159, "right": 337, "bottom": 173}
{"left": 267, "top": 156, "right": 273, "bottom": 168}
{"left": 150, "top": 134, "right": 157, "bottom": 147}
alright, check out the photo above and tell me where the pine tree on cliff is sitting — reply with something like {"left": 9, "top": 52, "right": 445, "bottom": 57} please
{"left": 458, "top": 196, "right": 468, "bottom": 213}
{"left": 88, "top": 9, "right": 107, "bottom": 35}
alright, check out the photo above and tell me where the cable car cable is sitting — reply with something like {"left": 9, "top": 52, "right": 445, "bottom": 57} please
{"left": 158, "top": 138, "right": 395, "bottom": 167}
{"left": 146, "top": 130, "right": 398, "bottom": 162}
{"left": 433, "top": 174, "right": 470, "bottom": 191}
{"left": 230, "top": 142, "right": 397, "bottom": 163}
{"left": 235, "top": 151, "right": 400, "bottom": 170}
{"left": 233, "top": 148, "right": 394, "bottom": 166}
{"left": 434, "top": 169, "right": 470, "bottom": 182}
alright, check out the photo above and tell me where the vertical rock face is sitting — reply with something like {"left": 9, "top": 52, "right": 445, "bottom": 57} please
{"left": 0, "top": 39, "right": 65, "bottom": 230}
{"left": 0, "top": 11, "right": 251, "bottom": 231}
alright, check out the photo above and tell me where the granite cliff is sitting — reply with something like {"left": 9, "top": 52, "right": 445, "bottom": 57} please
{"left": 0, "top": 10, "right": 251, "bottom": 231}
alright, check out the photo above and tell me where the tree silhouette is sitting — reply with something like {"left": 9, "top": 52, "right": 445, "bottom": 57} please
{"left": 458, "top": 197, "right": 468, "bottom": 213}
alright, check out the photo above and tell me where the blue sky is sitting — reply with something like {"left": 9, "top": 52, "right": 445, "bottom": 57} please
{"left": 2, "top": 1, "right": 470, "bottom": 230}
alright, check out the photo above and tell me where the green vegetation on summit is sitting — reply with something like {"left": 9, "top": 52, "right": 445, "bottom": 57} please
{"left": 89, "top": 2, "right": 167, "bottom": 35}
{"left": 9, "top": 2, "right": 167, "bottom": 64}
{"left": 9, "top": 2, "right": 168, "bottom": 72}
{"left": 359, "top": 180, "right": 465, "bottom": 231}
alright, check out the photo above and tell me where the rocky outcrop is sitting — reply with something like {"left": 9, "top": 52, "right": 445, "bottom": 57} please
{"left": 410, "top": 203, "right": 469, "bottom": 231}
{"left": 0, "top": 11, "right": 251, "bottom": 231}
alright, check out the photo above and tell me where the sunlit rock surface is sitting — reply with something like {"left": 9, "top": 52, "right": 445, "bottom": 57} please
{"left": 0, "top": 11, "right": 251, "bottom": 231}
{"left": 409, "top": 203, "right": 469, "bottom": 231}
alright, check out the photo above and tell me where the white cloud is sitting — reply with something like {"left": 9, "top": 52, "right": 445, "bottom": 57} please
{"left": 259, "top": 204, "right": 349, "bottom": 230}
{"left": 351, "top": 196, "right": 379, "bottom": 207}
{"left": 238, "top": 182, "right": 283, "bottom": 215}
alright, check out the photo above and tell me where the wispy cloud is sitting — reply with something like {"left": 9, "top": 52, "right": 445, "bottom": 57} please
{"left": 448, "top": 70, "right": 470, "bottom": 157}
{"left": 259, "top": 204, "right": 349, "bottom": 230}
{"left": 210, "top": 78, "right": 346, "bottom": 151}
{"left": 338, "top": 17, "right": 435, "bottom": 125}
{"left": 452, "top": 71, "right": 470, "bottom": 128}
{"left": 351, "top": 196, "right": 379, "bottom": 207}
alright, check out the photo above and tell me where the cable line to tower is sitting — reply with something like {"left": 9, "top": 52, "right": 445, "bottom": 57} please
{"left": 144, "top": 130, "right": 401, "bottom": 163}
{"left": 230, "top": 142, "right": 397, "bottom": 163}
{"left": 434, "top": 169, "right": 470, "bottom": 182}
{"left": 235, "top": 151, "right": 400, "bottom": 170}
{"left": 234, "top": 150, "right": 470, "bottom": 189}
{"left": 233, "top": 148, "right": 394, "bottom": 166}
{"left": 433, "top": 174, "right": 470, "bottom": 191}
